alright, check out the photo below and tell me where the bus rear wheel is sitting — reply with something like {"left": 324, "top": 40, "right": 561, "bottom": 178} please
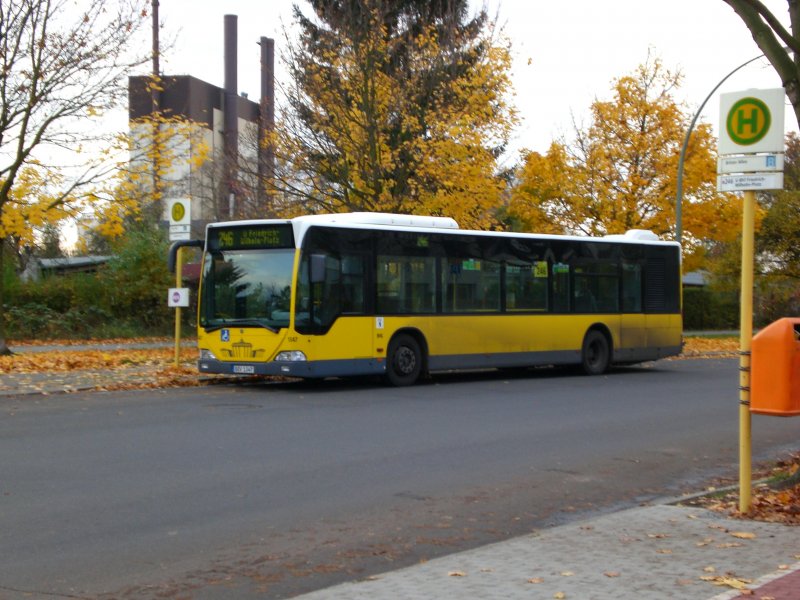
{"left": 581, "top": 329, "right": 610, "bottom": 375}
{"left": 385, "top": 334, "right": 422, "bottom": 386}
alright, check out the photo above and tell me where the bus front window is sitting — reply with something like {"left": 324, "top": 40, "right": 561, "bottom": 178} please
{"left": 200, "top": 249, "right": 295, "bottom": 332}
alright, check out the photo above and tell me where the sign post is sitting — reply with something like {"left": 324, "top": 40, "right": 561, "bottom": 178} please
{"left": 718, "top": 88, "right": 785, "bottom": 514}
{"left": 172, "top": 249, "right": 183, "bottom": 367}
{"left": 167, "top": 199, "right": 192, "bottom": 366}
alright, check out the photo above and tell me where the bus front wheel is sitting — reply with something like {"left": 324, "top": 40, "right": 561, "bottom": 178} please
{"left": 581, "top": 329, "right": 610, "bottom": 375}
{"left": 385, "top": 334, "right": 422, "bottom": 386}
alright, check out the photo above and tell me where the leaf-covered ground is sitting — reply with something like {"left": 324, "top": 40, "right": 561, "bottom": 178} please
{"left": 0, "top": 336, "right": 739, "bottom": 393}
{"left": 2, "top": 335, "right": 735, "bottom": 371}
{"left": 0, "top": 342, "right": 214, "bottom": 392}
{"left": 681, "top": 453, "right": 800, "bottom": 527}
{"left": 1, "top": 345, "right": 196, "bottom": 372}
{"left": 679, "top": 336, "right": 740, "bottom": 357}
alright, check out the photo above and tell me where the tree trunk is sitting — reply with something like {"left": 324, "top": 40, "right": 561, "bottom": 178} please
{"left": 788, "top": 81, "right": 800, "bottom": 133}
{"left": 0, "top": 243, "right": 12, "bottom": 355}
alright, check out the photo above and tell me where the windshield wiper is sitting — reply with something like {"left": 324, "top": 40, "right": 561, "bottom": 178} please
{"left": 203, "top": 319, "right": 278, "bottom": 334}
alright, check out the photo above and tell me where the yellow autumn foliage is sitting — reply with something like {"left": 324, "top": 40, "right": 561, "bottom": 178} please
{"left": 509, "top": 57, "right": 743, "bottom": 271}
{"left": 279, "top": 1, "right": 516, "bottom": 229}
{"left": 0, "top": 165, "right": 76, "bottom": 244}
{"left": 86, "top": 113, "right": 210, "bottom": 243}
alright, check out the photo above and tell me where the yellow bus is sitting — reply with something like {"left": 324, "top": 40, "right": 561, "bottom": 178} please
{"left": 175, "top": 212, "right": 682, "bottom": 386}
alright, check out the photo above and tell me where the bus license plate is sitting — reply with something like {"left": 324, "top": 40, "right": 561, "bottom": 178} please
{"left": 233, "top": 365, "right": 255, "bottom": 374}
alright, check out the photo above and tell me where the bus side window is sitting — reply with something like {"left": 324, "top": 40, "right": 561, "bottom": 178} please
{"left": 573, "top": 276, "right": 598, "bottom": 313}
{"left": 552, "top": 263, "right": 570, "bottom": 312}
{"left": 442, "top": 258, "right": 500, "bottom": 313}
{"left": 377, "top": 255, "right": 435, "bottom": 314}
{"left": 314, "top": 255, "right": 341, "bottom": 326}
{"left": 341, "top": 255, "right": 365, "bottom": 314}
{"left": 505, "top": 261, "right": 548, "bottom": 311}
{"left": 573, "top": 263, "right": 619, "bottom": 313}
{"left": 622, "top": 262, "right": 642, "bottom": 312}
{"left": 377, "top": 258, "right": 401, "bottom": 313}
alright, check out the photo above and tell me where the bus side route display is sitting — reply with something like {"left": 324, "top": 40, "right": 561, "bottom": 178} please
{"left": 208, "top": 224, "right": 294, "bottom": 251}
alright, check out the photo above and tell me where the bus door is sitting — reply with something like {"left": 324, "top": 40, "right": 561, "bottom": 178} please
{"left": 311, "top": 253, "right": 374, "bottom": 361}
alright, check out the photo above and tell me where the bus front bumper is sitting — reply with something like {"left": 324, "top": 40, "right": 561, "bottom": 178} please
{"left": 198, "top": 358, "right": 387, "bottom": 379}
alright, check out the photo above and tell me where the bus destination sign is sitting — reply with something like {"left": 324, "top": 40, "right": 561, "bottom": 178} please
{"left": 210, "top": 225, "right": 294, "bottom": 251}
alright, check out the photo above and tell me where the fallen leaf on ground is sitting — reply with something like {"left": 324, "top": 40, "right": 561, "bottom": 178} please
{"left": 700, "top": 575, "right": 752, "bottom": 589}
{"left": 448, "top": 571, "right": 466, "bottom": 577}
{"left": 527, "top": 577, "right": 544, "bottom": 584}
{"left": 731, "top": 532, "right": 756, "bottom": 540}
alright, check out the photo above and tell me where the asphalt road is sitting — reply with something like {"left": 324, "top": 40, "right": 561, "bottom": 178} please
{"left": 1, "top": 358, "right": 798, "bottom": 599}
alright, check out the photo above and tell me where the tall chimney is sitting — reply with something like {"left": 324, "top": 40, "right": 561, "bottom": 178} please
{"left": 224, "top": 14, "right": 238, "bottom": 219}
{"left": 259, "top": 37, "right": 275, "bottom": 213}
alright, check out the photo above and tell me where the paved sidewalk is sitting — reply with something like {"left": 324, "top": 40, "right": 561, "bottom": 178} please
{"left": 296, "top": 505, "right": 799, "bottom": 599}
{"left": 0, "top": 367, "right": 156, "bottom": 396}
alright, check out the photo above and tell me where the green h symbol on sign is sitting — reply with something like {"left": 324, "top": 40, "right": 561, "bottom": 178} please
{"left": 736, "top": 107, "right": 760, "bottom": 135}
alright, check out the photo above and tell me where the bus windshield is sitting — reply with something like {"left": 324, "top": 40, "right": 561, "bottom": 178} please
{"left": 200, "top": 248, "right": 295, "bottom": 332}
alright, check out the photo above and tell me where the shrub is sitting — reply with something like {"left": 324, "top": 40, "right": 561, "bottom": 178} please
{"left": 103, "top": 227, "right": 173, "bottom": 330}
{"left": 3, "top": 226, "right": 183, "bottom": 340}
{"left": 755, "top": 278, "right": 800, "bottom": 327}
{"left": 4, "top": 303, "right": 116, "bottom": 339}
{"left": 683, "top": 287, "right": 739, "bottom": 330}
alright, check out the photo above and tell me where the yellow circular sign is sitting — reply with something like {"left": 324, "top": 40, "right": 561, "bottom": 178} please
{"left": 171, "top": 201, "right": 186, "bottom": 222}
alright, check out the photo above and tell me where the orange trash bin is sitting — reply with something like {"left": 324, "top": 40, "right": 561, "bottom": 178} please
{"left": 751, "top": 317, "right": 800, "bottom": 416}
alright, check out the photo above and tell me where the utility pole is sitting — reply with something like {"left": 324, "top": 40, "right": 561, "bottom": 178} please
{"left": 152, "top": 0, "right": 159, "bottom": 86}
{"left": 259, "top": 37, "right": 275, "bottom": 215}
{"left": 224, "top": 15, "right": 239, "bottom": 219}
{"left": 151, "top": 0, "right": 162, "bottom": 218}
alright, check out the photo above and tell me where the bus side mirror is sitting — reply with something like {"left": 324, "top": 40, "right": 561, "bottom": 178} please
{"left": 310, "top": 254, "right": 327, "bottom": 283}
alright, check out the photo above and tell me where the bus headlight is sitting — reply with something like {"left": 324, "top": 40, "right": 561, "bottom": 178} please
{"left": 200, "top": 349, "right": 217, "bottom": 360}
{"left": 275, "top": 350, "right": 307, "bottom": 362}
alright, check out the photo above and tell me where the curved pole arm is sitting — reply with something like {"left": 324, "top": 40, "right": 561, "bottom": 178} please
{"left": 675, "top": 52, "right": 765, "bottom": 245}
{"left": 168, "top": 239, "right": 205, "bottom": 273}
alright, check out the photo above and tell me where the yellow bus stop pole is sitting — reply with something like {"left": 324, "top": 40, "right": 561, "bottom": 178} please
{"left": 174, "top": 246, "right": 183, "bottom": 368}
{"left": 739, "top": 189, "right": 755, "bottom": 514}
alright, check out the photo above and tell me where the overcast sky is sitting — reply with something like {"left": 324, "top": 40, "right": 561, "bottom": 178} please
{"left": 151, "top": 0, "right": 795, "bottom": 158}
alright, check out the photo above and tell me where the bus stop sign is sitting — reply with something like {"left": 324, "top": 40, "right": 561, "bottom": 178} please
{"left": 719, "top": 88, "right": 785, "bottom": 156}
{"left": 718, "top": 88, "right": 785, "bottom": 192}
{"left": 167, "top": 198, "right": 191, "bottom": 241}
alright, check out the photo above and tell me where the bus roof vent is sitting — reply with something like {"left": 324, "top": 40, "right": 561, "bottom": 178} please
{"left": 318, "top": 212, "right": 460, "bottom": 229}
{"left": 604, "top": 229, "right": 660, "bottom": 242}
